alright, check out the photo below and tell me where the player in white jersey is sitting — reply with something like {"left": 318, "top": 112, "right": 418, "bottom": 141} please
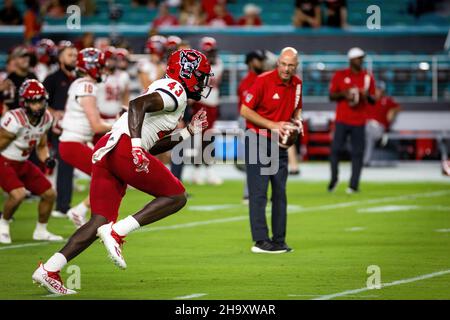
{"left": 137, "top": 35, "right": 167, "bottom": 91}
{"left": 34, "top": 39, "right": 58, "bottom": 82}
{"left": 95, "top": 47, "right": 129, "bottom": 136}
{"left": 191, "top": 37, "right": 224, "bottom": 185}
{"left": 0, "top": 79, "right": 62, "bottom": 244}
{"left": 59, "top": 48, "right": 112, "bottom": 229}
{"left": 32, "top": 49, "right": 212, "bottom": 295}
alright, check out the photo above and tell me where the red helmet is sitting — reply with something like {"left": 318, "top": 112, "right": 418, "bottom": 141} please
{"left": 199, "top": 37, "right": 217, "bottom": 52}
{"left": 115, "top": 48, "right": 130, "bottom": 61}
{"left": 145, "top": 35, "right": 167, "bottom": 57}
{"left": 19, "top": 79, "right": 48, "bottom": 118}
{"left": 103, "top": 46, "right": 116, "bottom": 60}
{"left": 36, "top": 38, "right": 57, "bottom": 64}
{"left": 76, "top": 47, "right": 106, "bottom": 82}
{"left": 166, "top": 49, "right": 213, "bottom": 101}
{"left": 166, "top": 35, "right": 182, "bottom": 51}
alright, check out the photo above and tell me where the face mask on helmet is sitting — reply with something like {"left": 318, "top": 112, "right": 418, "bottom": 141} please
{"left": 24, "top": 99, "right": 46, "bottom": 120}
{"left": 194, "top": 70, "right": 213, "bottom": 100}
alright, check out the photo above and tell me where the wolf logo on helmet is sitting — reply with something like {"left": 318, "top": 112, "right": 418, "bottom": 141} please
{"left": 179, "top": 50, "right": 201, "bottom": 79}
{"left": 166, "top": 49, "right": 213, "bottom": 101}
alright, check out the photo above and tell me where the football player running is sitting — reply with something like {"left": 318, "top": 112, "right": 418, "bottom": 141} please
{"left": 0, "top": 79, "right": 62, "bottom": 244}
{"left": 94, "top": 47, "right": 129, "bottom": 143}
{"left": 32, "top": 49, "right": 212, "bottom": 295}
{"left": 59, "top": 48, "right": 113, "bottom": 229}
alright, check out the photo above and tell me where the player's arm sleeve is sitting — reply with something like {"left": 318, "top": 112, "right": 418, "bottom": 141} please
{"left": 329, "top": 72, "right": 341, "bottom": 94}
{"left": 154, "top": 89, "right": 179, "bottom": 112}
{"left": 367, "top": 74, "right": 376, "bottom": 104}
{"left": 0, "top": 112, "right": 20, "bottom": 135}
{"left": 242, "top": 78, "right": 263, "bottom": 111}
{"left": 74, "top": 81, "right": 98, "bottom": 98}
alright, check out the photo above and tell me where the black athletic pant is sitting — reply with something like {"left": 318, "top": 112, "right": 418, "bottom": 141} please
{"left": 50, "top": 133, "right": 74, "bottom": 213}
{"left": 330, "top": 122, "right": 365, "bottom": 190}
{"left": 245, "top": 131, "right": 288, "bottom": 243}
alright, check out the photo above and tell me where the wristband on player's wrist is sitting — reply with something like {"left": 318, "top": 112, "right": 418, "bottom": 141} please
{"left": 180, "top": 127, "right": 191, "bottom": 139}
{"left": 131, "top": 138, "right": 142, "bottom": 148}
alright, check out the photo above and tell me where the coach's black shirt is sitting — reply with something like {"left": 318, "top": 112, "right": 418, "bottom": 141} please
{"left": 43, "top": 68, "right": 75, "bottom": 111}
{"left": 6, "top": 71, "right": 37, "bottom": 110}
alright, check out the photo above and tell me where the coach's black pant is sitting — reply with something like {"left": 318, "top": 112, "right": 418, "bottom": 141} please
{"left": 245, "top": 131, "right": 288, "bottom": 243}
{"left": 330, "top": 122, "right": 365, "bottom": 190}
{"left": 50, "top": 133, "right": 74, "bottom": 213}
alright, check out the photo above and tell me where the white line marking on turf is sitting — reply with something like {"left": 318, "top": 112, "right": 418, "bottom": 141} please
{"left": 344, "top": 227, "right": 366, "bottom": 232}
{"left": 0, "top": 242, "right": 50, "bottom": 251}
{"left": 288, "top": 294, "right": 379, "bottom": 298}
{"left": 42, "top": 293, "right": 64, "bottom": 298}
{"left": 435, "top": 228, "right": 450, "bottom": 233}
{"left": 188, "top": 204, "right": 240, "bottom": 211}
{"left": 2, "top": 190, "right": 450, "bottom": 250}
{"left": 358, "top": 205, "right": 450, "bottom": 214}
{"left": 313, "top": 269, "right": 450, "bottom": 300}
{"left": 137, "top": 189, "right": 450, "bottom": 234}
{"left": 135, "top": 216, "right": 247, "bottom": 233}
{"left": 174, "top": 293, "right": 207, "bottom": 300}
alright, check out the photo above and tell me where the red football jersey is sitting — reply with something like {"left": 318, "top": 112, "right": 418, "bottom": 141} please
{"left": 329, "top": 68, "right": 376, "bottom": 126}
{"left": 367, "top": 96, "right": 400, "bottom": 130}
{"left": 244, "top": 69, "right": 302, "bottom": 136}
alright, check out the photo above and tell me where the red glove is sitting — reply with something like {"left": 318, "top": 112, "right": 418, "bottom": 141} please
{"left": 131, "top": 146, "right": 150, "bottom": 173}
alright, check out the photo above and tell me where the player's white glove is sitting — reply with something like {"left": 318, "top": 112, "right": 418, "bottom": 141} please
{"left": 188, "top": 109, "right": 208, "bottom": 135}
{"left": 131, "top": 138, "right": 150, "bottom": 173}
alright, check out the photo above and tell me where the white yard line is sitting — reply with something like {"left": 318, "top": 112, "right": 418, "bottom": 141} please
{"left": 435, "top": 228, "right": 450, "bottom": 233}
{"left": 174, "top": 293, "right": 207, "bottom": 300}
{"left": 313, "top": 269, "right": 450, "bottom": 300}
{"left": 0, "top": 242, "right": 51, "bottom": 251}
{"left": 344, "top": 227, "right": 366, "bottom": 232}
{"left": 1, "top": 189, "right": 449, "bottom": 251}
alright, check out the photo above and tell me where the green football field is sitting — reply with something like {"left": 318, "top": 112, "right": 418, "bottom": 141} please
{"left": 0, "top": 180, "right": 449, "bottom": 300}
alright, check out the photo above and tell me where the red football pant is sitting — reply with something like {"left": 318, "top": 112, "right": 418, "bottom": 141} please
{"left": 59, "top": 141, "right": 93, "bottom": 176}
{"left": 90, "top": 134, "right": 185, "bottom": 222}
{"left": 0, "top": 155, "right": 52, "bottom": 195}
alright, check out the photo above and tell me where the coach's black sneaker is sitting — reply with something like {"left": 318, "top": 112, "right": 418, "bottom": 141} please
{"left": 327, "top": 180, "right": 338, "bottom": 193}
{"left": 346, "top": 187, "right": 359, "bottom": 194}
{"left": 251, "top": 240, "right": 287, "bottom": 254}
{"left": 272, "top": 241, "right": 293, "bottom": 253}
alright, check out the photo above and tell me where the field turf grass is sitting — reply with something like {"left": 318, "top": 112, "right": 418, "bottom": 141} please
{"left": 0, "top": 180, "right": 449, "bottom": 300}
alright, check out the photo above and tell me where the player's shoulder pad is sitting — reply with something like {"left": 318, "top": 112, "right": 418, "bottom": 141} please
{"left": 41, "top": 109, "right": 53, "bottom": 129}
{"left": 148, "top": 78, "right": 187, "bottom": 112}
{"left": 0, "top": 109, "right": 24, "bottom": 134}
{"left": 72, "top": 78, "right": 97, "bottom": 97}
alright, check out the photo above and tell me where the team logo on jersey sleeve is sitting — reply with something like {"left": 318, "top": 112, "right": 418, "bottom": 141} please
{"left": 245, "top": 93, "right": 253, "bottom": 104}
{"left": 179, "top": 51, "right": 201, "bottom": 79}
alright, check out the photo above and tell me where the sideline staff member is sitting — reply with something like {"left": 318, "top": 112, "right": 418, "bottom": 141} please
{"left": 43, "top": 41, "right": 77, "bottom": 217}
{"left": 241, "top": 47, "right": 303, "bottom": 254}
{"left": 328, "top": 47, "right": 376, "bottom": 193}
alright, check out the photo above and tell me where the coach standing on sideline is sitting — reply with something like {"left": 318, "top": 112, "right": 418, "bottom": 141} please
{"left": 328, "top": 47, "right": 376, "bottom": 193}
{"left": 43, "top": 41, "right": 77, "bottom": 217}
{"left": 241, "top": 47, "right": 303, "bottom": 254}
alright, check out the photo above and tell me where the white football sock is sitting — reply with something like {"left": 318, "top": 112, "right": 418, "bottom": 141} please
{"left": 75, "top": 202, "right": 89, "bottom": 216}
{"left": 35, "top": 222, "right": 47, "bottom": 233}
{"left": 0, "top": 217, "right": 9, "bottom": 226}
{"left": 112, "top": 215, "right": 140, "bottom": 237}
{"left": 44, "top": 252, "right": 67, "bottom": 272}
